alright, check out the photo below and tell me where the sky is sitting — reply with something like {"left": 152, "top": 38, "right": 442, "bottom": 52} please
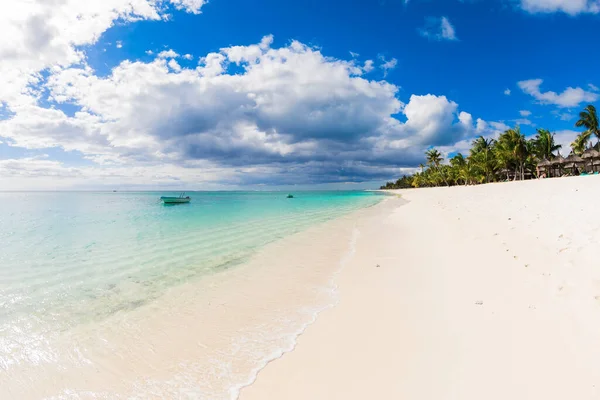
{"left": 0, "top": 0, "right": 599, "bottom": 190}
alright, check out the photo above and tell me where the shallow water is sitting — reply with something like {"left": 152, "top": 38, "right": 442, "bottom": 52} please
{"left": 0, "top": 191, "right": 383, "bottom": 398}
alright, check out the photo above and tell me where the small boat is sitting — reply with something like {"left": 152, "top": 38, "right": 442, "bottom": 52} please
{"left": 161, "top": 193, "right": 191, "bottom": 204}
{"left": 287, "top": 194, "right": 294, "bottom": 198}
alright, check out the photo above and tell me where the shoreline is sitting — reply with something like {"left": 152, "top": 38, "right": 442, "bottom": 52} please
{"left": 1, "top": 194, "right": 393, "bottom": 400}
{"left": 241, "top": 176, "right": 600, "bottom": 399}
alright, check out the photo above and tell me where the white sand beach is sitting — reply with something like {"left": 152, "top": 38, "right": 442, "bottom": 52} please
{"left": 241, "top": 176, "right": 600, "bottom": 399}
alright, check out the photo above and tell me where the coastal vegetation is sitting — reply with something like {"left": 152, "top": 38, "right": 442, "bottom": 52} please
{"left": 381, "top": 104, "right": 600, "bottom": 189}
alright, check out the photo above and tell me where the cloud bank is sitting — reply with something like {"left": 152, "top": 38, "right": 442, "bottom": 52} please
{"left": 0, "top": 1, "right": 502, "bottom": 189}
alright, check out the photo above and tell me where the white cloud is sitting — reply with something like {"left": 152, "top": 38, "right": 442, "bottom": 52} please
{"left": 146, "top": 50, "right": 154, "bottom": 55}
{"left": 168, "top": 0, "right": 208, "bottom": 14}
{"left": 520, "top": 0, "right": 600, "bottom": 15}
{"left": 518, "top": 79, "right": 599, "bottom": 108}
{"left": 379, "top": 56, "right": 398, "bottom": 76}
{"left": 514, "top": 118, "right": 534, "bottom": 126}
{"left": 157, "top": 49, "right": 180, "bottom": 59}
{"left": 0, "top": 0, "right": 207, "bottom": 107}
{"left": 489, "top": 121, "right": 511, "bottom": 133}
{"left": 399, "top": 95, "right": 482, "bottom": 146}
{"left": 552, "top": 110, "right": 575, "bottom": 121}
{"left": 182, "top": 54, "right": 193, "bottom": 60}
{"left": 0, "top": 0, "right": 495, "bottom": 189}
{"left": 116, "top": 41, "right": 123, "bottom": 49}
{"left": 553, "top": 130, "right": 581, "bottom": 155}
{"left": 419, "top": 16, "right": 458, "bottom": 41}
{"left": 167, "top": 59, "right": 182, "bottom": 72}
{"left": 6, "top": 37, "right": 425, "bottom": 184}
{"left": 363, "top": 60, "right": 375, "bottom": 73}
{"left": 519, "top": 110, "right": 532, "bottom": 117}
{"left": 504, "top": 88, "right": 511, "bottom": 96}
{"left": 590, "top": 83, "right": 599, "bottom": 91}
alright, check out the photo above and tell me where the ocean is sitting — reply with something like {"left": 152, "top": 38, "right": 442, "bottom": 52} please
{"left": 0, "top": 191, "right": 383, "bottom": 399}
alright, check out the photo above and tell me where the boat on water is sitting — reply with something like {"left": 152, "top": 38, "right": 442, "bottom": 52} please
{"left": 287, "top": 194, "right": 294, "bottom": 198}
{"left": 161, "top": 193, "right": 191, "bottom": 204}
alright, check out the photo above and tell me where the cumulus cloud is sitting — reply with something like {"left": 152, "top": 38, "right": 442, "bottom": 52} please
{"left": 419, "top": 16, "right": 458, "bottom": 41}
{"left": 401, "top": 95, "right": 477, "bottom": 146}
{"left": 158, "top": 49, "right": 180, "bottom": 58}
{"left": 504, "top": 88, "right": 511, "bottom": 95}
{"left": 0, "top": 0, "right": 496, "bottom": 188}
{"left": 518, "top": 79, "right": 599, "bottom": 108}
{"left": 0, "top": 0, "right": 207, "bottom": 107}
{"left": 520, "top": 0, "right": 600, "bottom": 15}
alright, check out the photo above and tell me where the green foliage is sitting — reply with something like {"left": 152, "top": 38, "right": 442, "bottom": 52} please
{"left": 571, "top": 131, "right": 592, "bottom": 156}
{"left": 381, "top": 104, "right": 597, "bottom": 190}
{"left": 533, "top": 128, "right": 561, "bottom": 160}
{"left": 380, "top": 175, "right": 414, "bottom": 189}
{"left": 575, "top": 105, "right": 599, "bottom": 143}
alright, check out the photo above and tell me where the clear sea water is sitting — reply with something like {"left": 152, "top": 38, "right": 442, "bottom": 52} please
{"left": 0, "top": 191, "right": 382, "bottom": 378}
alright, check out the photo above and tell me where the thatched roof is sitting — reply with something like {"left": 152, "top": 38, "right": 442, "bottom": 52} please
{"left": 582, "top": 148, "right": 600, "bottom": 159}
{"left": 565, "top": 154, "right": 584, "bottom": 164}
{"left": 551, "top": 155, "right": 566, "bottom": 165}
{"left": 537, "top": 159, "right": 552, "bottom": 167}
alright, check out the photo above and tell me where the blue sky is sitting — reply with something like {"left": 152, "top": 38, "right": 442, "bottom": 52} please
{"left": 0, "top": 0, "right": 599, "bottom": 190}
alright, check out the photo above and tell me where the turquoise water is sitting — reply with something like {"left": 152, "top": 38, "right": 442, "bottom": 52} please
{"left": 0, "top": 191, "right": 382, "bottom": 371}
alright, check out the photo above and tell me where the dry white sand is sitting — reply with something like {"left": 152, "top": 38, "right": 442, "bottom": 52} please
{"left": 240, "top": 176, "right": 600, "bottom": 400}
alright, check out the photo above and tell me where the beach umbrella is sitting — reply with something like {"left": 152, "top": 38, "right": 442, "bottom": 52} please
{"left": 537, "top": 159, "right": 552, "bottom": 167}
{"left": 549, "top": 155, "right": 566, "bottom": 177}
{"left": 537, "top": 159, "right": 551, "bottom": 171}
{"left": 581, "top": 149, "right": 600, "bottom": 172}
{"left": 582, "top": 148, "right": 600, "bottom": 160}
{"left": 564, "top": 154, "right": 585, "bottom": 168}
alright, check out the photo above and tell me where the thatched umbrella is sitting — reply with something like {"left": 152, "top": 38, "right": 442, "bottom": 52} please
{"left": 536, "top": 159, "right": 551, "bottom": 177}
{"left": 550, "top": 154, "right": 566, "bottom": 177}
{"left": 564, "top": 153, "right": 584, "bottom": 167}
{"left": 582, "top": 149, "right": 600, "bottom": 172}
{"left": 564, "top": 154, "right": 585, "bottom": 175}
{"left": 582, "top": 148, "right": 600, "bottom": 159}
{"left": 538, "top": 159, "right": 552, "bottom": 168}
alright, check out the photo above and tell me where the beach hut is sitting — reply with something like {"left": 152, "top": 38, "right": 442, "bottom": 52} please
{"left": 550, "top": 154, "right": 565, "bottom": 177}
{"left": 582, "top": 148, "right": 600, "bottom": 173}
{"left": 537, "top": 158, "right": 551, "bottom": 177}
{"left": 564, "top": 154, "right": 585, "bottom": 175}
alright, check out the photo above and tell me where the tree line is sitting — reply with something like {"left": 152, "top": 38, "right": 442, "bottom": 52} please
{"left": 381, "top": 104, "right": 599, "bottom": 189}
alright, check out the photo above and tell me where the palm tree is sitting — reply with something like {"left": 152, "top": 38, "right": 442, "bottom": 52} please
{"left": 571, "top": 131, "right": 592, "bottom": 156}
{"left": 575, "top": 105, "right": 599, "bottom": 147}
{"left": 470, "top": 136, "right": 496, "bottom": 183}
{"left": 425, "top": 148, "right": 443, "bottom": 168}
{"left": 449, "top": 153, "right": 467, "bottom": 185}
{"left": 471, "top": 136, "right": 495, "bottom": 154}
{"left": 458, "top": 160, "right": 477, "bottom": 185}
{"left": 495, "top": 127, "right": 528, "bottom": 181}
{"left": 532, "top": 128, "right": 561, "bottom": 161}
